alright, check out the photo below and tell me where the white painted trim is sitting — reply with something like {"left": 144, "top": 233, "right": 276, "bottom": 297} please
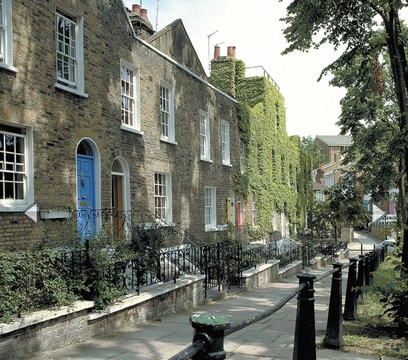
{"left": 159, "top": 79, "right": 175, "bottom": 143}
{"left": 154, "top": 171, "right": 173, "bottom": 224}
{"left": 221, "top": 119, "right": 230, "bottom": 166}
{"left": 55, "top": 3, "right": 86, "bottom": 97}
{"left": 76, "top": 138, "right": 101, "bottom": 214}
{"left": 0, "top": 119, "right": 34, "bottom": 212}
{"left": 120, "top": 59, "right": 140, "bottom": 131}
{"left": 0, "top": 0, "right": 15, "bottom": 70}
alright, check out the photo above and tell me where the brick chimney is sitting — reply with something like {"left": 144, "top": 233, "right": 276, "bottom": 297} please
{"left": 129, "top": 3, "right": 154, "bottom": 40}
{"left": 227, "top": 46, "right": 236, "bottom": 58}
{"left": 214, "top": 46, "right": 220, "bottom": 59}
{"left": 316, "top": 168, "right": 324, "bottom": 184}
{"left": 132, "top": 4, "right": 140, "bottom": 14}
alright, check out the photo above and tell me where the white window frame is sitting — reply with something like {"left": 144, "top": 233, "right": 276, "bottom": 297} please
{"left": 324, "top": 174, "right": 334, "bottom": 187}
{"left": 200, "top": 110, "right": 211, "bottom": 162}
{"left": 315, "top": 191, "right": 324, "bottom": 202}
{"left": 160, "top": 80, "right": 176, "bottom": 144}
{"left": 0, "top": 120, "right": 34, "bottom": 212}
{"left": 252, "top": 196, "right": 257, "bottom": 226}
{"left": 240, "top": 141, "right": 245, "bottom": 173}
{"left": 55, "top": 2, "right": 87, "bottom": 98}
{"left": 120, "top": 59, "right": 141, "bottom": 134}
{"left": 221, "top": 120, "right": 231, "bottom": 166}
{"left": 204, "top": 187, "right": 216, "bottom": 230}
{"left": 154, "top": 172, "right": 172, "bottom": 223}
{"left": 0, "top": 0, "right": 17, "bottom": 72}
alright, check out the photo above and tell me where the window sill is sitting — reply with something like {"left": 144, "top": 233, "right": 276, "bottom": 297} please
{"left": 160, "top": 136, "right": 178, "bottom": 145}
{"left": 0, "top": 203, "right": 30, "bottom": 213}
{"left": 205, "top": 227, "right": 218, "bottom": 232}
{"left": 200, "top": 158, "right": 213, "bottom": 164}
{"left": 121, "top": 125, "right": 144, "bottom": 135}
{"left": 54, "top": 83, "right": 89, "bottom": 98}
{"left": 222, "top": 163, "right": 233, "bottom": 168}
{"left": 0, "top": 62, "right": 18, "bottom": 73}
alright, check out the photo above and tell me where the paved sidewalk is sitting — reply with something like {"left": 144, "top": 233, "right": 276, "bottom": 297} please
{"left": 30, "top": 255, "right": 397, "bottom": 360}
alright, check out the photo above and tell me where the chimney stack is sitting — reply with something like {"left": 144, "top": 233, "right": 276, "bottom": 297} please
{"left": 132, "top": 4, "right": 140, "bottom": 14}
{"left": 227, "top": 46, "right": 236, "bottom": 58}
{"left": 214, "top": 46, "right": 220, "bottom": 59}
{"left": 141, "top": 8, "right": 148, "bottom": 18}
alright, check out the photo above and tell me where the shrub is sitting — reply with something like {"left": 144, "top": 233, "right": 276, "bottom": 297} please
{"left": 362, "top": 257, "right": 408, "bottom": 335}
{"left": 0, "top": 249, "right": 80, "bottom": 323}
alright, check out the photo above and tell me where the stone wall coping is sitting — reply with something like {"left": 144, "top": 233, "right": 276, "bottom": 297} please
{"left": 88, "top": 274, "right": 205, "bottom": 321}
{"left": 242, "top": 260, "right": 280, "bottom": 278}
{"left": 309, "top": 256, "right": 324, "bottom": 265}
{"left": 0, "top": 300, "right": 94, "bottom": 335}
{"left": 278, "top": 260, "right": 303, "bottom": 276}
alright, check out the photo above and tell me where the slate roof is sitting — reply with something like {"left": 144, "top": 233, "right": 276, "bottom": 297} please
{"left": 315, "top": 135, "right": 353, "bottom": 147}
{"left": 313, "top": 182, "right": 328, "bottom": 191}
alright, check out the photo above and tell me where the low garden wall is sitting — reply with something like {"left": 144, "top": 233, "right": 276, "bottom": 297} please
{"left": 0, "top": 251, "right": 348, "bottom": 360}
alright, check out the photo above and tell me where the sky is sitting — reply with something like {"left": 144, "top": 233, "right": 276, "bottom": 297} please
{"left": 123, "top": 0, "right": 348, "bottom": 138}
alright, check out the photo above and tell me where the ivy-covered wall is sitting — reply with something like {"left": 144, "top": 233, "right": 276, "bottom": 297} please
{"left": 210, "top": 56, "right": 313, "bottom": 237}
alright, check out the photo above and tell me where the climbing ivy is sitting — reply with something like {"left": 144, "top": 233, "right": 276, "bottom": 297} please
{"left": 211, "top": 56, "right": 314, "bottom": 237}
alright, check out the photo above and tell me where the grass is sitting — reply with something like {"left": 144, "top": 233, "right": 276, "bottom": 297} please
{"left": 338, "top": 256, "right": 408, "bottom": 359}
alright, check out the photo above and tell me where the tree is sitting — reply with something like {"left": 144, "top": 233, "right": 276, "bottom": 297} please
{"left": 310, "top": 174, "right": 369, "bottom": 251}
{"left": 280, "top": 0, "right": 408, "bottom": 266}
{"left": 301, "top": 135, "right": 325, "bottom": 169}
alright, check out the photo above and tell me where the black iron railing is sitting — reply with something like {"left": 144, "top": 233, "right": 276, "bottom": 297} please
{"left": 169, "top": 245, "right": 388, "bottom": 360}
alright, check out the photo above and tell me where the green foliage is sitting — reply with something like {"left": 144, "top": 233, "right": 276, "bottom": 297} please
{"left": 323, "top": 173, "right": 370, "bottom": 229}
{"left": 280, "top": 0, "right": 408, "bottom": 264}
{"left": 210, "top": 56, "right": 237, "bottom": 97}
{"left": 0, "top": 249, "right": 80, "bottom": 323}
{"left": 362, "top": 257, "right": 408, "bottom": 334}
{"left": 37, "top": 218, "right": 83, "bottom": 250}
{"left": 211, "top": 56, "right": 314, "bottom": 238}
{"left": 301, "top": 135, "right": 325, "bottom": 169}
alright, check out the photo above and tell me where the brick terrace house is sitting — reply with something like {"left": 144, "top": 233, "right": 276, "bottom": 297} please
{"left": 313, "top": 135, "right": 353, "bottom": 187}
{"left": 0, "top": 0, "right": 242, "bottom": 248}
{"left": 210, "top": 48, "right": 314, "bottom": 239}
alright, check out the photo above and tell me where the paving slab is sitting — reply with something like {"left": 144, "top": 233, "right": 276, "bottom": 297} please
{"left": 29, "top": 240, "right": 398, "bottom": 360}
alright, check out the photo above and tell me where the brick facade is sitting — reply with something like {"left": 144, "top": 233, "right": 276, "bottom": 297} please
{"left": 0, "top": 0, "right": 239, "bottom": 248}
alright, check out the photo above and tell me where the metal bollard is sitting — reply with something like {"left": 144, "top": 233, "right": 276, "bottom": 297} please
{"left": 369, "top": 251, "right": 376, "bottom": 283}
{"left": 293, "top": 273, "right": 317, "bottom": 360}
{"left": 365, "top": 252, "right": 371, "bottom": 286}
{"left": 190, "top": 313, "right": 230, "bottom": 360}
{"left": 343, "top": 258, "right": 358, "bottom": 321}
{"left": 357, "top": 254, "right": 365, "bottom": 303}
{"left": 324, "top": 263, "right": 345, "bottom": 349}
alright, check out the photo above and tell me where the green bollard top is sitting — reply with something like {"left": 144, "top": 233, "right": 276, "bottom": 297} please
{"left": 190, "top": 313, "right": 230, "bottom": 331}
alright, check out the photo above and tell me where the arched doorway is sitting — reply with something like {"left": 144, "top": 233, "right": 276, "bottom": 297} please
{"left": 111, "top": 157, "right": 130, "bottom": 237}
{"left": 77, "top": 140, "right": 96, "bottom": 236}
{"left": 227, "top": 190, "right": 235, "bottom": 225}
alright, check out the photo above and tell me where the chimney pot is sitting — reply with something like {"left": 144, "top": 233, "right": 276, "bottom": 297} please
{"left": 214, "top": 46, "right": 220, "bottom": 59}
{"left": 132, "top": 4, "right": 140, "bottom": 14}
{"left": 141, "top": 8, "right": 148, "bottom": 18}
{"left": 227, "top": 46, "right": 236, "bottom": 58}
{"left": 318, "top": 163, "right": 323, "bottom": 169}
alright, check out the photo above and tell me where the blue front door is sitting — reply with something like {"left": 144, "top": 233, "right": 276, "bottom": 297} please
{"left": 77, "top": 154, "right": 96, "bottom": 238}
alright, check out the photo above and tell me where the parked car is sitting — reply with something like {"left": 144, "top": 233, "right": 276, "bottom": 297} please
{"left": 376, "top": 238, "right": 397, "bottom": 253}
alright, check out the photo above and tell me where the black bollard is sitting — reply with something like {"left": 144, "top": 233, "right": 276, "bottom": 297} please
{"left": 357, "top": 254, "right": 365, "bottom": 303}
{"left": 190, "top": 313, "right": 230, "bottom": 360}
{"left": 365, "top": 252, "right": 371, "bottom": 286}
{"left": 293, "top": 273, "right": 317, "bottom": 360}
{"left": 324, "top": 263, "right": 345, "bottom": 349}
{"left": 369, "top": 251, "right": 376, "bottom": 284}
{"left": 343, "top": 258, "right": 358, "bottom": 320}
